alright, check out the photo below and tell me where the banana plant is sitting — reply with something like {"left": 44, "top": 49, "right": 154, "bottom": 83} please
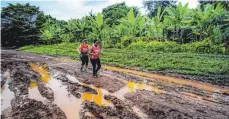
{"left": 165, "top": 2, "right": 191, "bottom": 43}
{"left": 119, "top": 8, "right": 146, "bottom": 37}
{"left": 65, "top": 18, "right": 90, "bottom": 40}
{"left": 40, "top": 29, "right": 54, "bottom": 44}
{"left": 191, "top": 3, "right": 226, "bottom": 41}
{"left": 89, "top": 13, "right": 107, "bottom": 46}
{"left": 40, "top": 19, "right": 57, "bottom": 44}
{"left": 151, "top": 6, "right": 167, "bottom": 41}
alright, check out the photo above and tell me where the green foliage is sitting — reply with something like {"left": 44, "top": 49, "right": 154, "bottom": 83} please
{"left": 1, "top": 3, "right": 45, "bottom": 46}
{"left": 59, "top": 33, "right": 74, "bottom": 42}
{"left": 181, "top": 38, "right": 225, "bottom": 54}
{"left": 128, "top": 39, "right": 225, "bottom": 54}
{"left": 20, "top": 43, "right": 229, "bottom": 81}
{"left": 102, "top": 2, "right": 139, "bottom": 26}
{"left": 2, "top": 2, "right": 229, "bottom": 54}
{"left": 128, "top": 41, "right": 180, "bottom": 53}
{"left": 143, "top": 0, "right": 176, "bottom": 18}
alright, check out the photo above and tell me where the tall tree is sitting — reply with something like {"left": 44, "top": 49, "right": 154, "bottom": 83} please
{"left": 102, "top": 2, "right": 139, "bottom": 27}
{"left": 143, "top": 0, "right": 176, "bottom": 18}
{"left": 198, "top": 0, "right": 229, "bottom": 10}
{"left": 1, "top": 3, "right": 46, "bottom": 47}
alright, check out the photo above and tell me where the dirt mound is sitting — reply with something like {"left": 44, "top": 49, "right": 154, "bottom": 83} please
{"left": 37, "top": 81, "right": 54, "bottom": 101}
{"left": 54, "top": 74, "right": 98, "bottom": 97}
{"left": 124, "top": 90, "right": 229, "bottom": 119}
{"left": 50, "top": 64, "right": 125, "bottom": 93}
{"left": 79, "top": 95, "right": 140, "bottom": 119}
{"left": 2, "top": 61, "right": 39, "bottom": 96}
{"left": 2, "top": 97, "right": 67, "bottom": 119}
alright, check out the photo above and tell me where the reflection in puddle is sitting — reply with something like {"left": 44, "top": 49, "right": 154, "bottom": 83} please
{"left": 28, "top": 86, "right": 46, "bottom": 102}
{"left": 112, "top": 86, "right": 129, "bottom": 100}
{"left": 29, "top": 80, "right": 38, "bottom": 88}
{"left": 85, "top": 112, "right": 95, "bottom": 117}
{"left": 82, "top": 87, "right": 112, "bottom": 107}
{"left": 127, "top": 81, "right": 165, "bottom": 94}
{"left": 132, "top": 106, "right": 148, "bottom": 119}
{"left": 66, "top": 74, "right": 113, "bottom": 107}
{"left": 1, "top": 81, "right": 15, "bottom": 111}
{"left": 29, "top": 63, "right": 50, "bottom": 83}
{"left": 113, "top": 81, "right": 165, "bottom": 101}
{"left": 104, "top": 66, "right": 229, "bottom": 94}
{"left": 47, "top": 79, "right": 83, "bottom": 119}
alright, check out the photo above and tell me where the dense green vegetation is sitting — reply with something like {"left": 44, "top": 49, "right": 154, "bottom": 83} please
{"left": 2, "top": 1, "right": 229, "bottom": 53}
{"left": 20, "top": 43, "right": 229, "bottom": 77}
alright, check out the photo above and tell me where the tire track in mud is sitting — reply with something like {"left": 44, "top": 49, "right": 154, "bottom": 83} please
{"left": 1, "top": 61, "right": 67, "bottom": 119}
{"left": 103, "top": 66, "right": 229, "bottom": 95}
{"left": 1, "top": 50, "right": 229, "bottom": 119}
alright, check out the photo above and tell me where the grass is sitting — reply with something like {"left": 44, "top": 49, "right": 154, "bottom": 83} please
{"left": 20, "top": 43, "right": 229, "bottom": 78}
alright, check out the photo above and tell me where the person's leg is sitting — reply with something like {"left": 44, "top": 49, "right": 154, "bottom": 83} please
{"left": 80, "top": 56, "right": 85, "bottom": 71}
{"left": 90, "top": 59, "right": 96, "bottom": 77}
{"left": 95, "top": 58, "right": 101, "bottom": 76}
{"left": 84, "top": 55, "right": 89, "bottom": 72}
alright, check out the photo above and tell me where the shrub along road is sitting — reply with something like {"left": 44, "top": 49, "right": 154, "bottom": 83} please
{"left": 20, "top": 43, "right": 229, "bottom": 86}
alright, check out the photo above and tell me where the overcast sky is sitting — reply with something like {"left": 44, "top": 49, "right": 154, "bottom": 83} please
{"left": 1, "top": 0, "right": 199, "bottom": 21}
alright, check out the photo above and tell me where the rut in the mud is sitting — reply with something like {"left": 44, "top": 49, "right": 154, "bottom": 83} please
{"left": 1, "top": 50, "right": 229, "bottom": 119}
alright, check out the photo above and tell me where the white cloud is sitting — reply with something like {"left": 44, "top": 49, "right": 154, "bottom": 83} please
{"left": 38, "top": 0, "right": 145, "bottom": 21}
{"left": 3, "top": 0, "right": 198, "bottom": 21}
{"left": 177, "top": 0, "right": 199, "bottom": 9}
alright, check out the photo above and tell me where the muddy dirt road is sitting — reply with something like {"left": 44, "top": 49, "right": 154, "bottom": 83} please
{"left": 1, "top": 50, "right": 229, "bottom": 119}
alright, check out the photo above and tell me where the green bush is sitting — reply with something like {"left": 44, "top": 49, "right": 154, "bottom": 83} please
{"left": 127, "top": 39, "right": 226, "bottom": 54}
{"left": 180, "top": 38, "right": 225, "bottom": 54}
{"left": 127, "top": 41, "right": 180, "bottom": 53}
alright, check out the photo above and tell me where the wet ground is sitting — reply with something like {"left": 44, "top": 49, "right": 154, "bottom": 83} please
{"left": 1, "top": 50, "right": 229, "bottom": 119}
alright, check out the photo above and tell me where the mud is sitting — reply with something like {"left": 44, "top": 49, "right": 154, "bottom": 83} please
{"left": 54, "top": 74, "right": 98, "bottom": 97}
{"left": 3, "top": 97, "right": 67, "bottom": 119}
{"left": 1, "top": 50, "right": 229, "bottom": 119}
{"left": 37, "top": 81, "right": 54, "bottom": 101}
{"left": 50, "top": 64, "right": 125, "bottom": 93}
{"left": 124, "top": 90, "right": 229, "bottom": 119}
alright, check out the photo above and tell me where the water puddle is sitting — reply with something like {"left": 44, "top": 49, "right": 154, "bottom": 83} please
{"left": 29, "top": 63, "right": 50, "bottom": 83}
{"left": 113, "top": 81, "right": 165, "bottom": 101}
{"left": 28, "top": 86, "right": 46, "bottom": 102}
{"left": 47, "top": 78, "right": 83, "bottom": 119}
{"left": 132, "top": 106, "right": 148, "bottom": 119}
{"left": 66, "top": 74, "right": 81, "bottom": 83}
{"left": 1, "top": 81, "right": 15, "bottom": 111}
{"left": 112, "top": 86, "right": 129, "bottom": 100}
{"left": 29, "top": 77, "right": 83, "bottom": 119}
{"left": 29, "top": 63, "right": 83, "bottom": 119}
{"left": 81, "top": 87, "right": 113, "bottom": 107}
{"left": 85, "top": 112, "right": 95, "bottom": 117}
{"left": 104, "top": 65, "right": 229, "bottom": 94}
{"left": 27, "top": 63, "right": 160, "bottom": 118}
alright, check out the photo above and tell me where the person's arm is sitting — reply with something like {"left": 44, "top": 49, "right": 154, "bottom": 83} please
{"left": 77, "top": 45, "right": 81, "bottom": 54}
{"left": 89, "top": 47, "right": 93, "bottom": 55}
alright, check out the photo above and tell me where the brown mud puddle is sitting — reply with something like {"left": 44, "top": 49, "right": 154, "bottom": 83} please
{"left": 1, "top": 81, "right": 15, "bottom": 111}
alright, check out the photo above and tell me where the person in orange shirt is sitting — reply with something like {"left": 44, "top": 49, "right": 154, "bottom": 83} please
{"left": 78, "top": 39, "right": 89, "bottom": 72}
